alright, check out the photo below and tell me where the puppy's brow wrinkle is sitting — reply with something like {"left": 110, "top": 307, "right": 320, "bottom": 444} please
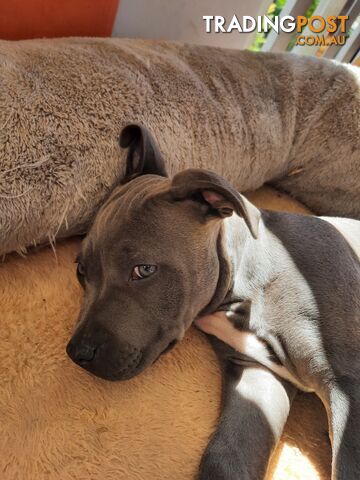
{"left": 102, "top": 176, "right": 167, "bottom": 212}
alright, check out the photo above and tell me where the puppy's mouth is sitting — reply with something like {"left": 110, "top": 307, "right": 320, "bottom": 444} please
{"left": 98, "top": 339, "right": 178, "bottom": 380}
{"left": 161, "top": 339, "right": 178, "bottom": 355}
{"left": 153, "top": 339, "right": 178, "bottom": 364}
{"left": 67, "top": 338, "right": 179, "bottom": 382}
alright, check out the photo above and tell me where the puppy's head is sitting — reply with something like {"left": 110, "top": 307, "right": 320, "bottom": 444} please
{"left": 66, "top": 124, "right": 260, "bottom": 380}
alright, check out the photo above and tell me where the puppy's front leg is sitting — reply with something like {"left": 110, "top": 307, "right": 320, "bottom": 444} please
{"left": 198, "top": 351, "right": 296, "bottom": 480}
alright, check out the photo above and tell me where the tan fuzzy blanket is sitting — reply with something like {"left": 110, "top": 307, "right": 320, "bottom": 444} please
{"left": 0, "top": 38, "right": 359, "bottom": 256}
{"left": 1, "top": 188, "right": 331, "bottom": 480}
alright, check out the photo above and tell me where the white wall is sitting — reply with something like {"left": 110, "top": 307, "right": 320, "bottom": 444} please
{"left": 113, "top": 0, "right": 268, "bottom": 50}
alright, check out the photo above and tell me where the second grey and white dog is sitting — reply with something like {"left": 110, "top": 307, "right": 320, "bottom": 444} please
{"left": 67, "top": 124, "right": 360, "bottom": 480}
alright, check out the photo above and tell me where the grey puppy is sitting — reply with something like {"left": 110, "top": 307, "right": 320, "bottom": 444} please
{"left": 67, "top": 124, "right": 360, "bottom": 480}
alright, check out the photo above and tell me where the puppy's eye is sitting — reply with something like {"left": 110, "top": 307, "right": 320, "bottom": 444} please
{"left": 131, "top": 265, "right": 157, "bottom": 280}
{"left": 76, "top": 262, "right": 86, "bottom": 279}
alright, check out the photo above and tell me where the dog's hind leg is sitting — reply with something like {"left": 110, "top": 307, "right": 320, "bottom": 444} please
{"left": 328, "top": 384, "right": 360, "bottom": 479}
{"left": 198, "top": 361, "right": 297, "bottom": 480}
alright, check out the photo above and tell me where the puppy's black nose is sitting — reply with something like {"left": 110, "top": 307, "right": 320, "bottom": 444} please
{"left": 66, "top": 340, "right": 97, "bottom": 364}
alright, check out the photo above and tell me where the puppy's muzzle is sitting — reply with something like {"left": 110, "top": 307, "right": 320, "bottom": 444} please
{"left": 66, "top": 324, "right": 142, "bottom": 380}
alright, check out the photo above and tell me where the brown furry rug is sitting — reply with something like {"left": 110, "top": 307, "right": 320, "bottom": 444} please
{"left": 0, "top": 38, "right": 359, "bottom": 256}
{"left": 0, "top": 187, "right": 331, "bottom": 480}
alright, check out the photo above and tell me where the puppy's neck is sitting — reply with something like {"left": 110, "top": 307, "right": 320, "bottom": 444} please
{"left": 200, "top": 212, "right": 271, "bottom": 315}
{"left": 221, "top": 213, "right": 272, "bottom": 302}
{"left": 222, "top": 214, "right": 254, "bottom": 267}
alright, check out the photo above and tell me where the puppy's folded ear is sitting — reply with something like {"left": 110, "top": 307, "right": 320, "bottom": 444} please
{"left": 170, "top": 169, "right": 260, "bottom": 238}
{"left": 119, "top": 124, "right": 167, "bottom": 182}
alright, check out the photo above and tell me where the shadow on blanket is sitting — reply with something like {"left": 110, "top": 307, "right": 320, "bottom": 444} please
{"left": 0, "top": 187, "right": 331, "bottom": 480}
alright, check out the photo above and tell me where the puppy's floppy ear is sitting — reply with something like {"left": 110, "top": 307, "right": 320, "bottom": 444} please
{"left": 119, "top": 124, "right": 167, "bottom": 182}
{"left": 170, "top": 169, "right": 260, "bottom": 238}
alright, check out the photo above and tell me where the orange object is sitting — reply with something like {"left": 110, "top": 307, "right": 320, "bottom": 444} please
{"left": 0, "top": 0, "right": 120, "bottom": 40}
